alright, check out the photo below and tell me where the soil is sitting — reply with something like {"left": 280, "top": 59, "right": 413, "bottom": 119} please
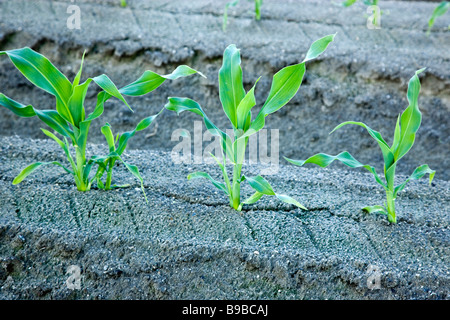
{"left": 0, "top": 135, "right": 448, "bottom": 299}
{"left": 0, "top": 0, "right": 449, "bottom": 300}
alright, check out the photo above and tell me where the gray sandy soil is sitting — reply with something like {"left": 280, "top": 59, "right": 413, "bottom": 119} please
{"left": 0, "top": 0, "right": 449, "bottom": 180}
{"left": 0, "top": 136, "right": 448, "bottom": 299}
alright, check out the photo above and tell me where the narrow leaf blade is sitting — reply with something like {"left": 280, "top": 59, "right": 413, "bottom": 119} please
{"left": 13, "top": 161, "right": 71, "bottom": 185}
{"left": 219, "top": 44, "right": 246, "bottom": 128}
{"left": 188, "top": 172, "right": 229, "bottom": 195}
{"left": 284, "top": 152, "right": 387, "bottom": 188}
{"left": 246, "top": 175, "right": 276, "bottom": 196}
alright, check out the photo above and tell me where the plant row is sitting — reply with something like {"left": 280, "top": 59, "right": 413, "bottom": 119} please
{"left": 0, "top": 34, "right": 435, "bottom": 223}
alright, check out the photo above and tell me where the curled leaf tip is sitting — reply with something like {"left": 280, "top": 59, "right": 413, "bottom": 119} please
{"left": 416, "top": 67, "right": 426, "bottom": 75}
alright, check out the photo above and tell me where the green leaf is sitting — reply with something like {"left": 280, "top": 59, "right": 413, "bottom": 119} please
{"left": 120, "top": 158, "right": 148, "bottom": 203}
{"left": 393, "top": 68, "right": 425, "bottom": 162}
{"left": 0, "top": 93, "right": 36, "bottom": 118}
{"left": 85, "top": 91, "right": 111, "bottom": 122}
{"left": 41, "top": 129, "right": 77, "bottom": 173}
{"left": 250, "top": 63, "right": 306, "bottom": 134}
{"left": 275, "top": 193, "right": 307, "bottom": 210}
{"left": 0, "top": 48, "right": 74, "bottom": 124}
{"left": 13, "top": 161, "right": 72, "bottom": 185}
{"left": 236, "top": 77, "right": 260, "bottom": 130}
{"left": 119, "top": 65, "right": 205, "bottom": 97}
{"left": 0, "top": 47, "right": 72, "bottom": 103}
{"left": 303, "top": 33, "right": 337, "bottom": 63}
{"left": 101, "top": 123, "right": 116, "bottom": 152}
{"left": 187, "top": 172, "right": 229, "bottom": 195}
{"left": 246, "top": 175, "right": 275, "bottom": 196}
{"left": 67, "top": 78, "right": 92, "bottom": 127}
{"left": 427, "top": 1, "right": 450, "bottom": 34}
{"left": 242, "top": 191, "right": 264, "bottom": 206}
{"left": 362, "top": 205, "right": 387, "bottom": 215}
{"left": 41, "top": 128, "right": 65, "bottom": 149}
{"left": 34, "top": 109, "right": 75, "bottom": 141}
{"left": 115, "top": 110, "right": 162, "bottom": 155}
{"left": 248, "top": 34, "right": 335, "bottom": 136}
{"left": 72, "top": 50, "right": 86, "bottom": 87}
{"left": 219, "top": 44, "right": 246, "bottom": 128}
{"left": 394, "top": 164, "right": 435, "bottom": 197}
{"left": 341, "top": 0, "right": 357, "bottom": 7}
{"left": 165, "top": 97, "right": 234, "bottom": 160}
{"left": 93, "top": 74, "right": 132, "bottom": 111}
{"left": 162, "top": 65, "right": 206, "bottom": 80}
{"left": 245, "top": 175, "right": 307, "bottom": 209}
{"left": 223, "top": 0, "right": 240, "bottom": 31}
{"left": 284, "top": 152, "right": 387, "bottom": 189}
{"left": 391, "top": 114, "right": 401, "bottom": 152}
{"left": 330, "top": 121, "right": 394, "bottom": 171}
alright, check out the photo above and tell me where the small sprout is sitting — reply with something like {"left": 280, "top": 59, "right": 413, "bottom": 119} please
{"left": 427, "top": 1, "right": 449, "bottom": 35}
{"left": 0, "top": 48, "right": 202, "bottom": 197}
{"left": 285, "top": 69, "right": 435, "bottom": 224}
{"left": 120, "top": 0, "right": 127, "bottom": 8}
{"left": 223, "top": 0, "right": 262, "bottom": 32}
{"left": 91, "top": 110, "right": 163, "bottom": 202}
{"left": 165, "top": 34, "right": 336, "bottom": 211}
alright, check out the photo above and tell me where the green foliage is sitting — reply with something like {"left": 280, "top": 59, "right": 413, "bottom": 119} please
{"left": 166, "top": 35, "right": 336, "bottom": 210}
{"left": 341, "top": 0, "right": 378, "bottom": 7}
{"left": 427, "top": 1, "right": 450, "bottom": 35}
{"left": 223, "top": 0, "right": 262, "bottom": 32}
{"left": 91, "top": 111, "right": 163, "bottom": 201}
{"left": 285, "top": 69, "right": 435, "bottom": 223}
{"left": 0, "top": 47, "right": 202, "bottom": 195}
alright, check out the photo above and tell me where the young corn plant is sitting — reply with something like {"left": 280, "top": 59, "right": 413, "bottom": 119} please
{"left": 427, "top": 1, "right": 449, "bottom": 35}
{"left": 0, "top": 47, "right": 202, "bottom": 192}
{"left": 166, "top": 34, "right": 336, "bottom": 211}
{"left": 90, "top": 111, "right": 162, "bottom": 201}
{"left": 223, "top": 0, "right": 262, "bottom": 31}
{"left": 285, "top": 69, "right": 435, "bottom": 224}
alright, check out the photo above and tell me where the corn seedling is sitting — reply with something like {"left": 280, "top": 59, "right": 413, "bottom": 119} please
{"left": 223, "top": 0, "right": 262, "bottom": 31}
{"left": 166, "top": 35, "right": 336, "bottom": 211}
{"left": 285, "top": 69, "right": 435, "bottom": 224}
{"left": 90, "top": 111, "right": 163, "bottom": 201}
{"left": 427, "top": 1, "right": 449, "bottom": 35}
{"left": 0, "top": 47, "right": 202, "bottom": 192}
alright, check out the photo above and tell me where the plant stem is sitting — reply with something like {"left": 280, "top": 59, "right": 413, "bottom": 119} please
{"left": 231, "top": 163, "right": 242, "bottom": 209}
{"left": 255, "top": 0, "right": 261, "bottom": 20}
{"left": 75, "top": 145, "right": 88, "bottom": 191}
{"left": 230, "top": 135, "right": 247, "bottom": 210}
{"left": 386, "top": 190, "right": 396, "bottom": 224}
{"left": 104, "top": 158, "right": 115, "bottom": 190}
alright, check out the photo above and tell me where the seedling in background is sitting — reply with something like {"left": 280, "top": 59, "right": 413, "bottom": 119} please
{"left": 340, "top": 0, "right": 382, "bottom": 28}
{"left": 427, "top": 1, "right": 449, "bottom": 35}
{"left": 223, "top": 0, "right": 262, "bottom": 31}
{"left": 166, "top": 34, "right": 336, "bottom": 211}
{"left": 0, "top": 47, "right": 202, "bottom": 192}
{"left": 285, "top": 69, "right": 435, "bottom": 224}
